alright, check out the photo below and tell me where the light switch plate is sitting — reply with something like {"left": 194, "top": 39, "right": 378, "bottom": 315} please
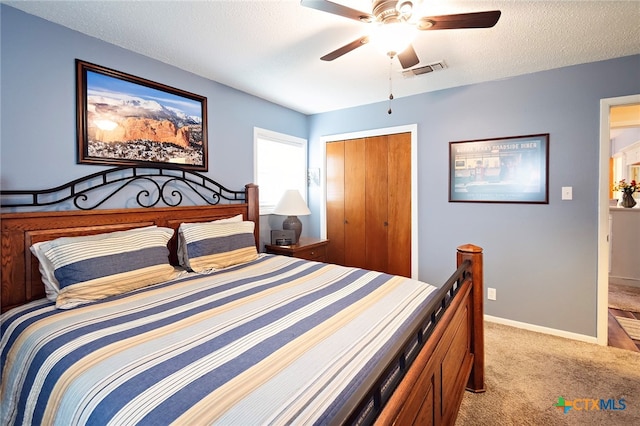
{"left": 488, "top": 288, "right": 497, "bottom": 301}
{"left": 561, "top": 186, "right": 572, "bottom": 200}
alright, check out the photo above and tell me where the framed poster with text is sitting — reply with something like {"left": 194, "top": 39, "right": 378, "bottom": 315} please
{"left": 449, "top": 134, "right": 549, "bottom": 203}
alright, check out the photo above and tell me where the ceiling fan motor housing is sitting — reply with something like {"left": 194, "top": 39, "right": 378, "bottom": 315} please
{"left": 373, "top": 0, "right": 413, "bottom": 23}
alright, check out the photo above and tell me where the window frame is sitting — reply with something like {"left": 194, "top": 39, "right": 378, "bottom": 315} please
{"left": 253, "top": 127, "right": 308, "bottom": 215}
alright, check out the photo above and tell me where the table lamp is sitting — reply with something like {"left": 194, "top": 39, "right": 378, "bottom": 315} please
{"left": 273, "top": 189, "right": 311, "bottom": 243}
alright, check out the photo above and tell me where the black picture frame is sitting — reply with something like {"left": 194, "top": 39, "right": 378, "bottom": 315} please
{"left": 76, "top": 59, "right": 208, "bottom": 171}
{"left": 449, "top": 134, "right": 549, "bottom": 204}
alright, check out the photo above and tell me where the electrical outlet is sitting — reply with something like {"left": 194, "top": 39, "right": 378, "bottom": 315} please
{"left": 488, "top": 288, "right": 497, "bottom": 301}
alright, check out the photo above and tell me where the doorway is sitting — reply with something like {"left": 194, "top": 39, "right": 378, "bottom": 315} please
{"left": 597, "top": 94, "right": 640, "bottom": 347}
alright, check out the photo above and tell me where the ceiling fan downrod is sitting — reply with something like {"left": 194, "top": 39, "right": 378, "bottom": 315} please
{"left": 388, "top": 54, "right": 394, "bottom": 114}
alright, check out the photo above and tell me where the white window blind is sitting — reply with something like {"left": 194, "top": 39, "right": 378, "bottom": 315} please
{"left": 254, "top": 128, "right": 307, "bottom": 215}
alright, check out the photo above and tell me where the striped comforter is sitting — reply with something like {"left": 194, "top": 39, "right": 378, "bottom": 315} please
{"left": 1, "top": 255, "right": 437, "bottom": 425}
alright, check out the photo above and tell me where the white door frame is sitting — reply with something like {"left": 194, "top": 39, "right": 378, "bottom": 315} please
{"left": 597, "top": 94, "right": 640, "bottom": 345}
{"left": 319, "top": 124, "right": 419, "bottom": 279}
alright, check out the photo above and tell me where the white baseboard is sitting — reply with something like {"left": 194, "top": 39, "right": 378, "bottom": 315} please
{"left": 484, "top": 315, "right": 599, "bottom": 345}
{"left": 609, "top": 276, "right": 640, "bottom": 288}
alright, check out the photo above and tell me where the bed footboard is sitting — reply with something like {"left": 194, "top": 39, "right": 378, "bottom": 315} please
{"left": 374, "top": 244, "right": 484, "bottom": 425}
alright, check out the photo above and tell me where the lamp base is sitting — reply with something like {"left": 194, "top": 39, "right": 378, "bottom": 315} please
{"left": 282, "top": 215, "right": 302, "bottom": 244}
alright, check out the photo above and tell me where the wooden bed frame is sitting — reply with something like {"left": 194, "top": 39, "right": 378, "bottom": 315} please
{"left": 1, "top": 166, "right": 484, "bottom": 425}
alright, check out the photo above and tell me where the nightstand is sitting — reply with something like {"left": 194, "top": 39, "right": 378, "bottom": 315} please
{"left": 265, "top": 237, "right": 329, "bottom": 262}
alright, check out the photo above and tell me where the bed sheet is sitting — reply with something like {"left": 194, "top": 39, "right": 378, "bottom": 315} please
{"left": 1, "top": 254, "right": 437, "bottom": 425}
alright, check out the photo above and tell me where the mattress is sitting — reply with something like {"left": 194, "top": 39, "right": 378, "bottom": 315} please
{"left": 1, "top": 254, "right": 437, "bottom": 425}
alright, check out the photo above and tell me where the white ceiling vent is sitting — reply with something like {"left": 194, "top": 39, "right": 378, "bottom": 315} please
{"left": 402, "top": 61, "right": 447, "bottom": 78}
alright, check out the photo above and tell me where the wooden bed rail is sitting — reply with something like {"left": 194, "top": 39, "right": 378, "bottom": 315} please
{"left": 345, "top": 244, "right": 484, "bottom": 425}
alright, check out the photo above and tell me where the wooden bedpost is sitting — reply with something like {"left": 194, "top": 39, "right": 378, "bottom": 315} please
{"left": 245, "top": 184, "right": 260, "bottom": 248}
{"left": 457, "top": 244, "right": 485, "bottom": 393}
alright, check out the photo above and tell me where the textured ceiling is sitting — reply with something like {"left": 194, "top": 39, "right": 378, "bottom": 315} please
{"left": 5, "top": 0, "right": 640, "bottom": 114}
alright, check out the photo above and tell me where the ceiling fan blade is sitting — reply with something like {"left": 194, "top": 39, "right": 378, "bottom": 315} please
{"left": 418, "top": 10, "right": 501, "bottom": 30}
{"left": 320, "top": 36, "right": 369, "bottom": 61}
{"left": 397, "top": 44, "right": 420, "bottom": 69}
{"left": 301, "top": 0, "right": 374, "bottom": 23}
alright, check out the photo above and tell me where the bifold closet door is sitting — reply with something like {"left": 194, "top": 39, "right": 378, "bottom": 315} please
{"left": 364, "top": 135, "right": 388, "bottom": 273}
{"left": 326, "top": 141, "right": 346, "bottom": 266}
{"left": 386, "top": 133, "right": 411, "bottom": 277}
{"left": 344, "top": 138, "right": 367, "bottom": 268}
{"left": 325, "top": 138, "right": 367, "bottom": 268}
{"left": 325, "top": 133, "right": 411, "bottom": 277}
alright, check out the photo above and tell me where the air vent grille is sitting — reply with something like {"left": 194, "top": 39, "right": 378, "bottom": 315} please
{"left": 402, "top": 61, "right": 446, "bottom": 77}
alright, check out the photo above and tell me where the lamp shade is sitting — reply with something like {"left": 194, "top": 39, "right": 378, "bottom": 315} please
{"left": 273, "top": 190, "right": 311, "bottom": 216}
{"left": 273, "top": 190, "right": 310, "bottom": 244}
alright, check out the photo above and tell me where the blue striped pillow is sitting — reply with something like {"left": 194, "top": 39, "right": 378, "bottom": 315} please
{"left": 178, "top": 221, "right": 258, "bottom": 272}
{"left": 34, "top": 226, "right": 180, "bottom": 309}
{"left": 176, "top": 214, "right": 243, "bottom": 267}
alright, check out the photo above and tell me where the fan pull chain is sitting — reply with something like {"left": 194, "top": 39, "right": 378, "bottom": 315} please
{"left": 388, "top": 56, "right": 394, "bottom": 114}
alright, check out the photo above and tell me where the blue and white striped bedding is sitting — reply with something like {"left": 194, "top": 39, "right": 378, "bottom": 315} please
{"left": 1, "top": 254, "right": 437, "bottom": 425}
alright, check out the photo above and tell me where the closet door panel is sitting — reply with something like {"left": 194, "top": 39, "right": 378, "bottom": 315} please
{"left": 365, "top": 135, "right": 389, "bottom": 273}
{"left": 326, "top": 141, "right": 345, "bottom": 265}
{"left": 344, "top": 138, "right": 367, "bottom": 269}
{"left": 387, "top": 133, "right": 412, "bottom": 277}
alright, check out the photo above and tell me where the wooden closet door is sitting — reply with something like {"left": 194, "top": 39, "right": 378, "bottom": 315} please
{"left": 344, "top": 138, "right": 367, "bottom": 269}
{"left": 326, "top": 141, "right": 345, "bottom": 265}
{"left": 365, "top": 135, "right": 389, "bottom": 273}
{"left": 387, "top": 133, "right": 411, "bottom": 277}
{"left": 325, "top": 133, "right": 411, "bottom": 276}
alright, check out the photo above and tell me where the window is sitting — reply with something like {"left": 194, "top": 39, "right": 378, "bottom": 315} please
{"left": 254, "top": 128, "right": 307, "bottom": 215}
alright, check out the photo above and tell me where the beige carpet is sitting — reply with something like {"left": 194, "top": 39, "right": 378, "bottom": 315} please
{"left": 609, "top": 283, "right": 640, "bottom": 313}
{"left": 615, "top": 316, "right": 640, "bottom": 340}
{"left": 456, "top": 322, "right": 640, "bottom": 425}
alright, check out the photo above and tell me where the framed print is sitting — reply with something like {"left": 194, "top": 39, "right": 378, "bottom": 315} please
{"left": 76, "top": 60, "right": 208, "bottom": 171}
{"left": 449, "top": 134, "right": 549, "bottom": 203}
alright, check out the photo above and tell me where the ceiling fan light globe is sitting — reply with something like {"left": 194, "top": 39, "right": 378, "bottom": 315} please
{"left": 371, "top": 21, "right": 416, "bottom": 57}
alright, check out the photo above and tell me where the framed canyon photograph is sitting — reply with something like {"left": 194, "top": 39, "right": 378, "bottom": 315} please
{"left": 449, "top": 134, "right": 549, "bottom": 204}
{"left": 76, "top": 59, "right": 208, "bottom": 171}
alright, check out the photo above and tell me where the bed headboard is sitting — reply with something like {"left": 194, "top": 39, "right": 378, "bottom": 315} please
{"left": 0, "top": 166, "right": 259, "bottom": 313}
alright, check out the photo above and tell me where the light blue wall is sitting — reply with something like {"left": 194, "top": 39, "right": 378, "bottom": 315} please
{"left": 0, "top": 5, "right": 308, "bottom": 247}
{"left": 308, "top": 54, "right": 640, "bottom": 336}
{"left": 0, "top": 5, "right": 307, "bottom": 194}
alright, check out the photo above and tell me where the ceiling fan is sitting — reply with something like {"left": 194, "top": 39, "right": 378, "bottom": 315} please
{"left": 301, "top": 0, "right": 501, "bottom": 69}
